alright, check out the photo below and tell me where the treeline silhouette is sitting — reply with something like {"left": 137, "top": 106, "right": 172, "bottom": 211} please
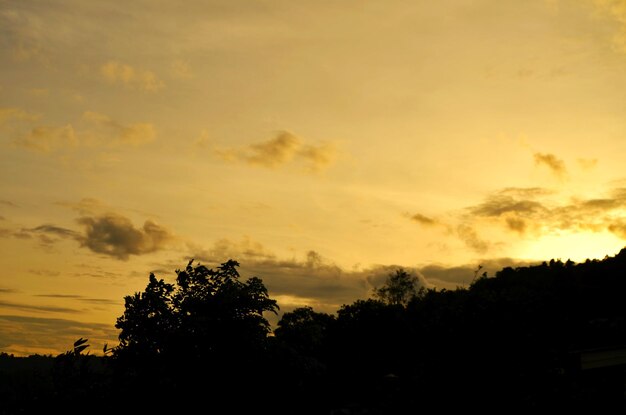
{"left": 4, "top": 250, "right": 626, "bottom": 413}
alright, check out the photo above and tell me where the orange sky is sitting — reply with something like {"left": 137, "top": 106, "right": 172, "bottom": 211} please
{"left": 1, "top": 0, "right": 626, "bottom": 355}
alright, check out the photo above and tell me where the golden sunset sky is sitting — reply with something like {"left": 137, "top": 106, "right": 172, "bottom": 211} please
{"left": 1, "top": 0, "right": 626, "bottom": 355}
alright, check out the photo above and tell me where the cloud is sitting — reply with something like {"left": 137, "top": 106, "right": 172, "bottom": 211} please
{"left": 83, "top": 111, "right": 156, "bottom": 146}
{"left": 533, "top": 152, "right": 567, "bottom": 178}
{"left": 35, "top": 294, "right": 119, "bottom": 306}
{"left": 0, "top": 315, "right": 118, "bottom": 356}
{"left": 77, "top": 214, "right": 173, "bottom": 260}
{"left": 12, "top": 124, "right": 77, "bottom": 152}
{"left": 0, "top": 107, "right": 38, "bottom": 126}
{"left": 30, "top": 224, "right": 80, "bottom": 239}
{"left": 469, "top": 195, "right": 546, "bottom": 217}
{"left": 216, "top": 131, "right": 337, "bottom": 172}
{"left": 408, "top": 213, "right": 438, "bottom": 226}
{"left": 0, "top": 200, "right": 18, "bottom": 207}
{"left": 0, "top": 288, "right": 17, "bottom": 294}
{"left": 10, "top": 113, "right": 155, "bottom": 153}
{"left": 417, "top": 258, "right": 537, "bottom": 290}
{"left": 100, "top": 61, "right": 165, "bottom": 92}
{"left": 594, "top": 0, "right": 626, "bottom": 53}
{"left": 170, "top": 59, "right": 193, "bottom": 79}
{"left": 505, "top": 216, "right": 527, "bottom": 234}
{"left": 463, "top": 186, "right": 626, "bottom": 240}
{"left": 181, "top": 238, "right": 435, "bottom": 317}
{"left": 0, "top": 300, "right": 79, "bottom": 314}
{"left": 456, "top": 224, "right": 490, "bottom": 253}
{"left": 2, "top": 210, "right": 173, "bottom": 260}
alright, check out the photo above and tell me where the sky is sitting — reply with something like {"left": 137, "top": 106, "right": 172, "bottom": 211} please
{"left": 1, "top": 0, "right": 626, "bottom": 355}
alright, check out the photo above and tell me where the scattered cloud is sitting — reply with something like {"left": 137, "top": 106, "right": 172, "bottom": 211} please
{"left": 417, "top": 257, "right": 538, "bottom": 290}
{"left": 469, "top": 194, "right": 546, "bottom": 217}
{"left": 408, "top": 213, "right": 438, "bottom": 226}
{"left": 83, "top": 111, "right": 156, "bottom": 146}
{"left": 534, "top": 152, "right": 567, "bottom": 178}
{"left": 100, "top": 61, "right": 165, "bottom": 92}
{"left": 1, "top": 211, "right": 173, "bottom": 260}
{"left": 183, "top": 238, "right": 431, "bottom": 314}
{"left": 0, "top": 107, "right": 38, "bottom": 126}
{"left": 593, "top": 0, "right": 626, "bottom": 53}
{"left": 456, "top": 224, "right": 490, "bottom": 253}
{"left": 0, "top": 315, "right": 118, "bottom": 356}
{"left": 0, "top": 300, "right": 79, "bottom": 314}
{"left": 30, "top": 224, "right": 80, "bottom": 239}
{"left": 35, "top": 294, "right": 118, "bottom": 306}
{"left": 13, "top": 124, "right": 77, "bottom": 152}
{"left": 216, "top": 131, "right": 337, "bottom": 172}
{"left": 170, "top": 59, "right": 193, "bottom": 79}
{"left": 461, "top": 186, "right": 626, "bottom": 241}
{"left": 77, "top": 214, "right": 173, "bottom": 260}
{"left": 10, "top": 112, "right": 155, "bottom": 153}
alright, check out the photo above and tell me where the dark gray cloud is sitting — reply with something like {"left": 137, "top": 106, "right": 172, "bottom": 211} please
{"left": 77, "top": 214, "right": 173, "bottom": 260}
{"left": 0, "top": 212, "right": 174, "bottom": 260}
{"left": 0, "top": 315, "right": 118, "bottom": 356}
{"left": 417, "top": 258, "right": 537, "bottom": 290}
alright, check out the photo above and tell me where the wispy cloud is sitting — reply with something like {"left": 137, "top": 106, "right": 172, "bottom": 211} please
{"left": 0, "top": 107, "right": 38, "bottom": 126}
{"left": 170, "top": 59, "right": 193, "bottom": 79}
{"left": 593, "top": 0, "right": 626, "bottom": 53}
{"left": 10, "top": 112, "right": 156, "bottom": 153}
{"left": 534, "top": 152, "right": 567, "bottom": 179}
{"left": 100, "top": 61, "right": 165, "bottom": 92}
{"left": 83, "top": 111, "right": 155, "bottom": 146}
{"left": 184, "top": 238, "right": 428, "bottom": 314}
{"left": 13, "top": 124, "right": 77, "bottom": 153}
{"left": 0, "top": 300, "right": 79, "bottom": 314}
{"left": 216, "top": 131, "right": 337, "bottom": 173}
{"left": 0, "top": 315, "right": 118, "bottom": 356}
{"left": 407, "top": 212, "right": 438, "bottom": 226}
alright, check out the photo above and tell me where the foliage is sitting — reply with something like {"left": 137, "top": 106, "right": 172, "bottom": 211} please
{"left": 373, "top": 268, "right": 422, "bottom": 306}
{"left": 8, "top": 250, "right": 626, "bottom": 412}
{"left": 115, "top": 259, "right": 278, "bottom": 362}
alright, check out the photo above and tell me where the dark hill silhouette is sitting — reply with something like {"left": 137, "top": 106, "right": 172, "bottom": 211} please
{"left": 4, "top": 251, "right": 626, "bottom": 413}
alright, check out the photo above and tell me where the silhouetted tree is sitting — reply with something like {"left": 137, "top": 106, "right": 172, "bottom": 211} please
{"left": 275, "top": 306, "right": 335, "bottom": 357}
{"left": 115, "top": 260, "right": 277, "bottom": 360}
{"left": 373, "top": 268, "right": 422, "bottom": 306}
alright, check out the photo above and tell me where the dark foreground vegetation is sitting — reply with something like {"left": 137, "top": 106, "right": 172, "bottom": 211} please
{"left": 4, "top": 250, "right": 626, "bottom": 414}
